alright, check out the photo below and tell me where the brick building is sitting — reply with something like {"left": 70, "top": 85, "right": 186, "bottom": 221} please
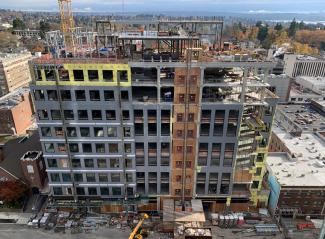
{"left": 0, "top": 131, "right": 45, "bottom": 192}
{"left": 0, "top": 87, "right": 34, "bottom": 135}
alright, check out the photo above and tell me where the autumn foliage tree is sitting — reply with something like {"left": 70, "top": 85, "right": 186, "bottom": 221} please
{"left": 0, "top": 180, "right": 27, "bottom": 203}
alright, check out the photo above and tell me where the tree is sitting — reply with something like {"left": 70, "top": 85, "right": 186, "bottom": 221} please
{"left": 0, "top": 180, "right": 27, "bottom": 203}
{"left": 274, "top": 23, "right": 283, "bottom": 31}
{"left": 275, "top": 30, "right": 290, "bottom": 45}
{"left": 12, "top": 18, "right": 26, "bottom": 30}
{"left": 257, "top": 24, "right": 269, "bottom": 42}
{"left": 39, "top": 21, "right": 51, "bottom": 39}
{"left": 0, "top": 32, "right": 19, "bottom": 50}
{"left": 288, "top": 19, "right": 299, "bottom": 38}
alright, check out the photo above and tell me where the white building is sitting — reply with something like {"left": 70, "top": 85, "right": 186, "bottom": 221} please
{"left": 284, "top": 54, "right": 325, "bottom": 78}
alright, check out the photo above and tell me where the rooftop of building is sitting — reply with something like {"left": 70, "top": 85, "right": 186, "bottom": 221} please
{"left": 0, "top": 51, "right": 32, "bottom": 63}
{"left": 0, "top": 131, "right": 41, "bottom": 180}
{"left": 291, "top": 54, "right": 325, "bottom": 61}
{"left": 266, "top": 151, "right": 325, "bottom": 187}
{"left": 296, "top": 76, "right": 325, "bottom": 85}
{"left": 276, "top": 104, "right": 325, "bottom": 132}
{"left": 290, "top": 82, "right": 323, "bottom": 97}
{"left": 0, "top": 87, "right": 30, "bottom": 110}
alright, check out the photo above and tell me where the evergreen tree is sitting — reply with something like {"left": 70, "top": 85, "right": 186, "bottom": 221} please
{"left": 257, "top": 24, "right": 269, "bottom": 42}
{"left": 12, "top": 18, "right": 26, "bottom": 30}
{"left": 274, "top": 23, "right": 283, "bottom": 31}
{"left": 288, "top": 18, "right": 299, "bottom": 38}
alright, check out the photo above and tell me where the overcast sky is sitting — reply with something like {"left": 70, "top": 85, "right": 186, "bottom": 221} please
{"left": 0, "top": 0, "right": 324, "bottom": 13}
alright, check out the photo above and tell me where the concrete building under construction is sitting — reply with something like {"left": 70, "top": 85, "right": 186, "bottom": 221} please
{"left": 29, "top": 14, "right": 279, "bottom": 213}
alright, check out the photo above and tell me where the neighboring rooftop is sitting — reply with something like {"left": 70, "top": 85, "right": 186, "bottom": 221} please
{"left": 0, "top": 51, "right": 31, "bottom": 63}
{"left": 273, "top": 124, "right": 325, "bottom": 160}
{"left": 0, "top": 131, "right": 41, "bottom": 180}
{"left": 295, "top": 55, "right": 325, "bottom": 61}
{"left": 267, "top": 151, "right": 325, "bottom": 187}
{"left": 276, "top": 104, "right": 325, "bottom": 132}
{"left": 0, "top": 87, "right": 30, "bottom": 110}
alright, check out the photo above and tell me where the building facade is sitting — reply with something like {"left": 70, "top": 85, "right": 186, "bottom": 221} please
{"left": 284, "top": 54, "right": 325, "bottom": 78}
{"left": 30, "top": 57, "right": 279, "bottom": 211}
{"left": 0, "top": 52, "right": 32, "bottom": 97}
{"left": 0, "top": 87, "right": 34, "bottom": 135}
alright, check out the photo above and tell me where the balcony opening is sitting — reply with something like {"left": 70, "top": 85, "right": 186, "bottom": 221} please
{"left": 103, "top": 70, "right": 113, "bottom": 82}
{"left": 149, "top": 183, "right": 157, "bottom": 195}
{"left": 148, "top": 123, "right": 157, "bottom": 136}
{"left": 73, "top": 70, "right": 84, "bottom": 81}
{"left": 135, "top": 123, "right": 144, "bottom": 136}
{"left": 90, "top": 90, "right": 100, "bottom": 101}
{"left": 208, "top": 184, "right": 218, "bottom": 194}
{"left": 161, "top": 183, "right": 169, "bottom": 195}
{"left": 198, "top": 157, "right": 207, "bottom": 166}
{"left": 88, "top": 70, "right": 99, "bottom": 81}
{"left": 63, "top": 110, "right": 74, "bottom": 120}
{"left": 80, "top": 127, "right": 90, "bottom": 137}
{"left": 36, "top": 69, "right": 42, "bottom": 81}
{"left": 199, "top": 143, "right": 208, "bottom": 157}
{"left": 131, "top": 67, "right": 157, "bottom": 84}
{"left": 60, "top": 90, "right": 71, "bottom": 101}
{"left": 110, "top": 158, "right": 120, "bottom": 168}
{"left": 160, "top": 67, "right": 175, "bottom": 84}
{"left": 33, "top": 90, "right": 45, "bottom": 101}
{"left": 136, "top": 156, "right": 145, "bottom": 166}
{"left": 117, "top": 70, "right": 128, "bottom": 82}
{"left": 161, "top": 110, "right": 170, "bottom": 123}
{"left": 202, "top": 86, "right": 241, "bottom": 103}
{"left": 161, "top": 157, "right": 169, "bottom": 166}
{"left": 96, "top": 144, "right": 106, "bottom": 153}
{"left": 201, "top": 110, "right": 211, "bottom": 123}
{"left": 137, "top": 183, "right": 145, "bottom": 194}
{"left": 104, "top": 90, "right": 114, "bottom": 101}
{"left": 67, "top": 127, "right": 77, "bottom": 137}
{"left": 197, "top": 173, "right": 206, "bottom": 183}
{"left": 215, "top": 110, "right": 225, "bottom": 123}
{"left": 106, "top": 110, "right": 116, "bottom": 120}
{"left": 161, "top": 87, "right": 174, "bottom": 102}
{"left": 121, "top": 91, "right": 129, "bottom": 101}
{"left": 204, "top": 68, "right": 226, "bottom": 83}
{"left": 58, "top": 67, "right": 69, "bottom": 81}
{"left": 78, "top": 110, "right": 88, "bottom": 120}
{"left": 38, "top": 110, "right": 48, "bottom": 120}
{"left": 75, "top": 90, "right": 86, "bottom": 101}
{"left": 92, "top": 110, "right": 102, "bottom": 120}
{"left": 160, "top": 122, "right": 169, "bottom": 136}
{"left": 161, "top": 143, "right": 170, "bottom": 157}
{"left": 132, "top": 86, "right": 157, "bottom": 103}
{"left": 122, "top": 110, "right": 130, "bottom": 120}
{"left": 161, "top": 172, "right": 169, "bottom": 183}
{"left": 94, "top": 127, "right": 104, "bottom": 137}
{"left": 47, "top": 90, "right": 58, "bottom": 101}
{"left": 148, "top": 110, "right": 157, "bottom": 123}
{"left": 45, "top": 69, "right": 56, "bottom": 81}
{"left": 197, "top": 183, "right": 205, "bottom": 194}
{"left": 200, "top": 124, "right": 210, "bottom": 136}
{"left": 134, "top": 110, "right": 143, "bottom": 123}
{"left": 51, "top": 110, "right": 61, "bottom": 120}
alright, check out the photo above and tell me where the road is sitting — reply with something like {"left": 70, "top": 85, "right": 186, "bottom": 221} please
{"left": 0, "top": 224, "right": 133, "bottom": 239}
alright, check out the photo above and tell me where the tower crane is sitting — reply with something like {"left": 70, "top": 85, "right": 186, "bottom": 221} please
{"left": 58, "top": 0, "right": 75, "bottom": 53}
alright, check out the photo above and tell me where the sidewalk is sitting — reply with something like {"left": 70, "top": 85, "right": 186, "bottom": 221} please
{"left": 0, "top": 212, "right": 33, "bottom": 224}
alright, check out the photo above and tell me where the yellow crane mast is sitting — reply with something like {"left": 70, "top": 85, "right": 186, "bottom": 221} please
{"left": 58, "top": 0, "right": 75, "bottom": 53}
{"left": 128, "top": 214, "right": 149, "bottom": 239}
